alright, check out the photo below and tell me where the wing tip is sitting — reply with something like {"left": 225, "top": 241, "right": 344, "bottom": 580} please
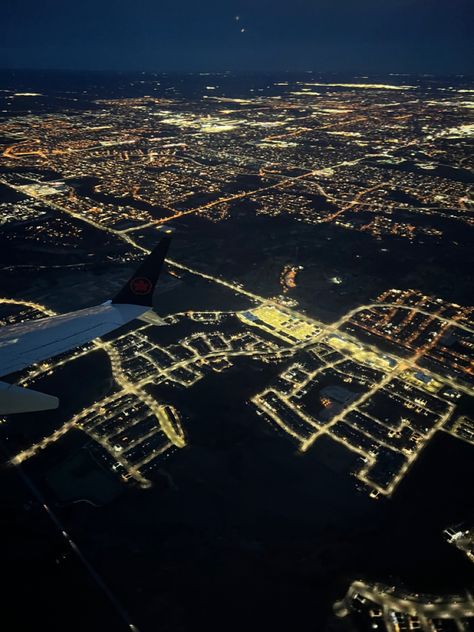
{"left": 0, "top": 381, "right": 59, "bottom": 415}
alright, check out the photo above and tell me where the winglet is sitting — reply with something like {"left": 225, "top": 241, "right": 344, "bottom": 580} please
{"left": 112, "top": 231, "right": 173, "bottom": 307}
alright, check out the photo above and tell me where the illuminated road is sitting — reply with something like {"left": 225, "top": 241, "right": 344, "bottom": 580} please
{"left": 0, "top": 186, "right": 472, "bottom": 495}
{"left": 368, "top": 302, "right": 474, "bottom": 335}
{"left": 323, "top": 181, "right": 391, "bottom": 223}
{"left": 2, "top": 287, "right": 471, "bottom": 494}
{"left": 121, "top": 163, "right": 359, "bottom": 231}
{"left": 299, "top": 358, "right": 410, "bottom": 453}
{"left": 335, "top": 580, "right": 474, "bottom": 630}
{"left": 0, "top": 177, "right": 150, "bottom": 253}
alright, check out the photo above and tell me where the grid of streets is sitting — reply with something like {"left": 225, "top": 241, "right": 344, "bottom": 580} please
{"left": 1, "top": 285, "right": 473, "bottom": 498}
{"left": 0, "top": 75, "right": 472, "bottom": 499}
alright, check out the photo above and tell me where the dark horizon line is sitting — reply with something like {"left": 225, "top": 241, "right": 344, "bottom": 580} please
{"left": 0, "top": 66, "right": 473, "bottom": 79}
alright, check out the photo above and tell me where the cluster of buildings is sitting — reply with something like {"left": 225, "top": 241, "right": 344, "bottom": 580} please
{"left": 334, "top": 579, "right": 474, "bottom": 631}
{"left": 240, "top": 298, "right": 471, "bottom": 498}
{"left": 345, "top": 289, "right": 474, "bottom": 387}
{"left": 8, "top": 304, "right": 284, "bottom": 486}
{"left": 0, "top": 78, "right": 472, "bottom": 249}
{"left": 0, "top": 77, "right": 472, "bottom": 499}
{"left": 2, "top": 280, "right": 472, "bottom": 498}
{"left": 444, "top": 524, "right": 474, "bottom": 565}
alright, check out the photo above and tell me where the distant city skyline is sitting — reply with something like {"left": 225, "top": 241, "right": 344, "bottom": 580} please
{"left": 2, "top": 0, "right": 473, "bottom": 74}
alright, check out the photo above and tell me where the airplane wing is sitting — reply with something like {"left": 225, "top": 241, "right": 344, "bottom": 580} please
{"left": 0, "top": 381, "right": 59, "bottom": 414}
{"left": 0, "top": 233, "right": 172, "bottom": 412}
{"left": 0, "top": 302, "right": 149, "bottom": 378}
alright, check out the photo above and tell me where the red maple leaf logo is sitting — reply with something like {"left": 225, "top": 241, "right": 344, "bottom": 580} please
{"left": 130, "top": 277, "right": 152, "bottom": 295}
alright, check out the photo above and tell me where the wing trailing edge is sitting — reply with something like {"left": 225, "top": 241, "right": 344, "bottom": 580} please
{"left": 0, "top": 381, "right": 59, "bottom": 414}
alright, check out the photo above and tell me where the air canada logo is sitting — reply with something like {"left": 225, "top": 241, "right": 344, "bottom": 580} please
{"left": 130, "top": 277, "right": 153, "bottom": 295}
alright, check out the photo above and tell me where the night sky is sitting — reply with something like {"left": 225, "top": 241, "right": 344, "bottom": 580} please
{"left": 2, "top": 0, "right": 473, "bottom": 74}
